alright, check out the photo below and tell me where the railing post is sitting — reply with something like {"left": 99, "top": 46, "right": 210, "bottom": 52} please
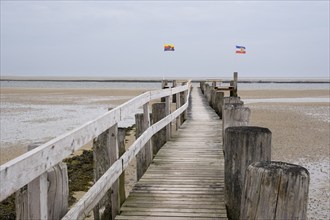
{"left": 241, "top": 161, "right": 310, "bottom": 219}
{"left": 16, "top": 142, "right": 68, "bottom": 220}
{"left": 224, "top": 126, "right": 272, "bottom": 220}
{"left": 176, "top": 84, "right": 181, "bottom": 130}
{"left": 151, "top": 103, "right": 167, "bottom": 155}
{"left": 93, "top": 123, "right": 119, "bottom": 220}
{"left": 161, "top": 80, "right": 169, "bottom": 102}
{"left": 135, "top": 103, "right": 152, "bottom": 181}
{"left": 181, "top": 82, "right": 188, "bottom": 123}
{"left": 165, "top": 95, "right": 171, "bottom": 141}
{"left": 28, "top": 172, "right": 48, "bottom": 220}
{"left": 172, "top": 80, "right": 177, "bottom": 103}
{"left": 117, "top": 128, "right": 126, "bottom": 207}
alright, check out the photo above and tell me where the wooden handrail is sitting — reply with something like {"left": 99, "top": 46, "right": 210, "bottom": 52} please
{"left": 62, "top": 90, "right": 191, "bottom": 219}
{"left": 0, "top": 81, "right": 192, "bottom": 202}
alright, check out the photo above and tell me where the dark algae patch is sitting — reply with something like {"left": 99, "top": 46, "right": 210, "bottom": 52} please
{"left": 64, "top": 149, "right": 94, "bottom": 206}
{"left": 0, "top": 149, "right": 94, "bottom": 219}
{"left": 0, "top": 195, "right": 15, "bottom": 220}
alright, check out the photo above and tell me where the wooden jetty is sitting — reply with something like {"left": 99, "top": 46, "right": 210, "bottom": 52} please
{"left": 0, "top": 73, "right": 310, "bottom": 220}
{"left": 116, "top": 87, "right": 227, "bottom": 219}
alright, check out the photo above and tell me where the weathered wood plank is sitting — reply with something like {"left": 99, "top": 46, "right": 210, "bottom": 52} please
{"left": 116, "top": 86, "right": 227, "bottom": 219}
{"left": 62, "top": 84, "right": 192, "bottom": 219}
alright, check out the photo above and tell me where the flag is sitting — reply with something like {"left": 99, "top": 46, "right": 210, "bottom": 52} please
{"left": 236, "top": 45, "right": 246, "bottom": 54}
{"left": 164, "top": 44, "right": 175, "bottom": 51}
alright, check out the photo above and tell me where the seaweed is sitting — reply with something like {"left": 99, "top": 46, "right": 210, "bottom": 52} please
{"left": 63, "top": 149, "right": 94, "bottom": 206}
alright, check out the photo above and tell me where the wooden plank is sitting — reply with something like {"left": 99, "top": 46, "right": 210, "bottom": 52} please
{"left": 62, "top": 85, "right": 193, "bottom": 219}
{"left": 120, "top": 207, "right": 227, "bottom": 214}
{"left": 116, "top": 85, "right": 226, "bottom": 219}
{"left": 119, "top": 211, "right": 227, "bottom": 218}
{"left": 116, "top": 217, "right": 228, "bottom": 220}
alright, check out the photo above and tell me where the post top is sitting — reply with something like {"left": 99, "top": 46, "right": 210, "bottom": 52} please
{"left": 225, "top": 126, "right": 271, "bottom": 134}
{"left": 250, "top": 161, "right": 310, "bottom": 177}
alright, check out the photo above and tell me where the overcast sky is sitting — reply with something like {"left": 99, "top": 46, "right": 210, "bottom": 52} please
{"left": 1, "top": 1, "right": 329, "bottom": 79}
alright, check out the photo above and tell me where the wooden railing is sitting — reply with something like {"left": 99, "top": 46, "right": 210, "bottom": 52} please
{"left": 0, "top": 80, "right": 192, "bottom": 219}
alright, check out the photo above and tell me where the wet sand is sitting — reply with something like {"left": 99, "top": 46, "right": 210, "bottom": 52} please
{"left": 1, "top": 87, "right": 329, "bottom": 219}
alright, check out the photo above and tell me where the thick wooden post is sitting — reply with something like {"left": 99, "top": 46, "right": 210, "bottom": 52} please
{"left": 213, "top": 91, "right": 224, "bottom": 117}
{"left": 222, "top": 104, "right": 250, "bottom": 144}
{"left": 200, "top": 81, "right": 206, "bottom": 94}
{"left": 93, "top": 124, "right": 119, "bottom": 220}
{"left": 212, "top": 81, "right": 217, "bottom": 87}
{"left": 241, "top": 161, "right": 310, "bottom": 220}
{"left": 117, "top": 128, "right": 126, "bottom": 206}
{"left": 231, "top": 72, "right": 238, "bottom": 97}
{"left": 151, "top": 103, "right": 167, "bottom": 155}
{"left": 135, "top": 103, "right": 152, "bottom": 180}
{"left": 16, "top": 142, "right": 68, "bottom": 220}
{"left": 206, "top": 84, "right": 212, "bottom": 105}
{"left": 221, "top": 96, "right": 244, "bottom": 119}
{"left": 161, "top": 79, "right": 168, "bottom": 89}
{"left": 210, "top": 88, "right": 216, "bottom": 108}
{"left": 224, "top": 126, "right": 272, "bottom": 220}
{"left": 181, "top": 82, "right": 188, "bottom": 123}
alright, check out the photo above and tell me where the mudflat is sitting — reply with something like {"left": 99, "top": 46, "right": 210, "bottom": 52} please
{"left": 0, "top": 86, "right": 329, "bottom": 219}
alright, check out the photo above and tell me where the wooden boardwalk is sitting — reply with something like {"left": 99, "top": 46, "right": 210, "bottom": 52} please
{"left": 116, "top": 87, "right": 227, "bottom": 220}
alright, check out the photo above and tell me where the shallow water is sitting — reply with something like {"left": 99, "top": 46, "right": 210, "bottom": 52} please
{"left": 0, "top": 95, "right": 141, "bottom": 148}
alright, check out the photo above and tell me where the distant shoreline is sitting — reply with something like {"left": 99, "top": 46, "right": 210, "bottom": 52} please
{"left": 1, "top": 75, "right": 329, "bottom": 83}
{"left": 1, "top": 78, "right": 329, "bottom": 84}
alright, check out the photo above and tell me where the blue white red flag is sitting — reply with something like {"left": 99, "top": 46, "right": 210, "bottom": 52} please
{"left": 236, "top": 45, "right": 246, "bottom": 54}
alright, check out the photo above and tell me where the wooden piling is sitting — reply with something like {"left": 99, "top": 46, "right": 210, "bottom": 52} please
{"left": 172, "top": 80, "right": 177, "bottom": 103}
{"left": 222, "top": 103, "right": 250, "bottom": 144}
{"left": 93, "top": 124, "right": 119, "bottom": 220}
{"left": 200, "top": 81, "right": 206, "bottom": 94}
{"left": 224, "top": 126, "right": 272, "bottom": 220}
{"left": 180, "top": 82, "right": 188, "bottom": 124}
{"left": 206, "top": 84, "right": 212, "bottom": 105}
{"left": 241, "top": 161, "right": 310, "bottom": 220}
{"left": 16, "top": 142, "right": 68, "bottom": 220}
{"left": 135, "top": 105, "right": 153, "bottom": 181}
{"left": 151, "top": 103, "right": 167, "bottom": 155}
{"left": 230, "top": 72, "right": 238, "bottom": 97}
{"left": 117, "top": 128, "right": 126, "bottom": 206}
{"left": 213, "top": 91, "right": 224, "bottom": 117}
{"left": 210, "top": 88, "right": 216, "bottom": 108}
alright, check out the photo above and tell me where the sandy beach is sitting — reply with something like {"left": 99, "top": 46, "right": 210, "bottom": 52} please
{"left": 0, "top": 86, "right": 329, "bottom": 219}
